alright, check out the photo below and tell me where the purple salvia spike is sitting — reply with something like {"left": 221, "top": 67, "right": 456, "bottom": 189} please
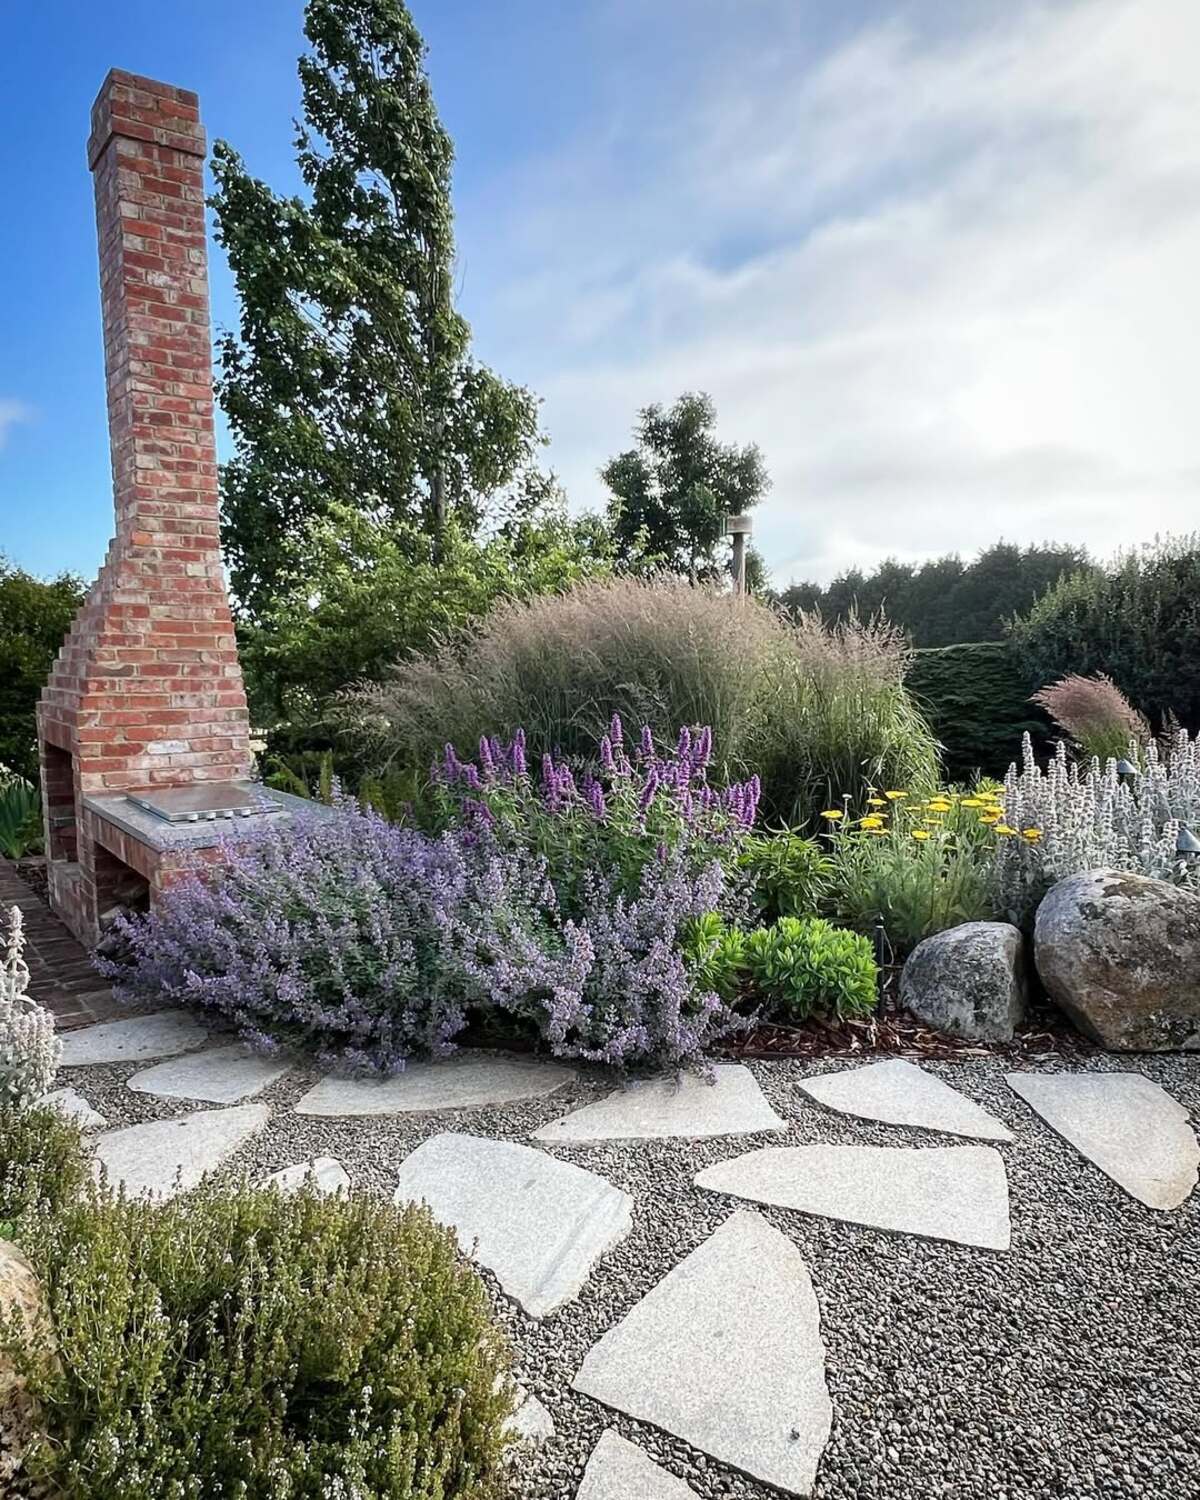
{"left": 610, "top": 713, "right": 624, "bottom": 746}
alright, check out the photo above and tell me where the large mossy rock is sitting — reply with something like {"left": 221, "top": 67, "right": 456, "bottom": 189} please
{"left": 0, "top": 1237, "right": 56, "bottom": 1496}
{"left": 1034, "top": 869, "right": 1200, "bottom": 1051}
{"left": 901, "top": 921, "right": 1027, "bottom": 1041}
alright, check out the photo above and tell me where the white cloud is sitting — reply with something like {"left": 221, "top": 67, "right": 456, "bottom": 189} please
{"left": 0, "top": 399, "right": 32, "bottom": 451}
{"left": 456, "top": 0, "right": 1200, "bottom": 584}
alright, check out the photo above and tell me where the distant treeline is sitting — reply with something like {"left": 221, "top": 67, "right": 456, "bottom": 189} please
{"left": 780, "top": 542, "right": 1092, "bottom": 648}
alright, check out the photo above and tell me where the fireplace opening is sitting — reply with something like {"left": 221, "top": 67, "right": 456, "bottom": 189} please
{"left": 42, "top": 742, "right": 78, "bottom": 865}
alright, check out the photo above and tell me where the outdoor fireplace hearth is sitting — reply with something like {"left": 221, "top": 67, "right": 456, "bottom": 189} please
{"left": 36, "top": 70, "right": 303, "bottom": 947}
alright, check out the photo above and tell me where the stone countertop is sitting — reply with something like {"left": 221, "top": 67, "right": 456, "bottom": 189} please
{"left": 82, "top": 785, "right": 327, "bottom": 853}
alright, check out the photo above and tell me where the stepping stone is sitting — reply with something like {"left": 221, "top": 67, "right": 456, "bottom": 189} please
{"left": 1008, "top": 1071, "right": 1198, "bottom": 1210}
{"left": 264, "top": 1156, "right": 350, "bottom": 1196}
{"left": 798, "top": 1058, "right": 1012, "bottom": 1141}
{"left": 295, "top": 1053, "right": 575, "bottom": 1117}
{"left": 574, "top": 1211, "right": 831, "bottom": 1496}
{"left": 532, "top": 1063, "right": 785, "bottom": 1143}
{"left": 507, "top": 1389, "right": 555, "bottom": 1443}
{"left": 576, "top": 1430, "right": 700, "bottom": 1499}
{"left": 393, "top": 1133, "right": 632, "bottom": 1318}
{"left": 696, "top": 1144, "right": 1010, "bottom": 1250}
{"left": 41, "top": 1087, "right": 107, "bottom": 1131}
{"left": 59, "top": 1011, "right": 206, "bottom": 1067}
{"left": 92, "top": 1103, "right": 270, "bottom": 1201}
{"left": 127, "top": 1042, "right": 292, "bottom": 1104}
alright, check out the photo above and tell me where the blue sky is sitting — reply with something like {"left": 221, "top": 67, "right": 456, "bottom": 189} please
{"left": 2, "top": 0, "right": 1198, "bottom": 587}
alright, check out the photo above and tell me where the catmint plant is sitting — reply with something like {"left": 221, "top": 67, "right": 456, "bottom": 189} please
{"left": 1, "top": 905, "right": 62, "bottom": 1110}
{"left": 992, "top": 731, "right": 1200, "bottom": 924}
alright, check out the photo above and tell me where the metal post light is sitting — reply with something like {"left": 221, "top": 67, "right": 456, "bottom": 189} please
{"left": 723, "top": 513, "right": 754, "bottom": 596}
{"left": 1176, "top": 826, "right": 1200, "bottom": 856}
{"left": 1115, "top": 758, "right": 1140, "bottom": 779}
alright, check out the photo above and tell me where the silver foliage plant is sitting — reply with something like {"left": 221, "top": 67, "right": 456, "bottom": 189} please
{"left": 0, "top": 904, "right": 61, "bottom": 1109}
{"left": 992, "top": 731, "right": 1200, "bottom": 924}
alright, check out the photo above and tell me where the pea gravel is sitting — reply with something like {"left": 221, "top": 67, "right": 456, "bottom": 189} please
{"left": 66, "top": 1050, "right": 1200, "bottom": 1500}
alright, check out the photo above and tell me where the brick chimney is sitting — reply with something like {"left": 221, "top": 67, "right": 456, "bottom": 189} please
{"left": 37, "top": 71, "right": 254, "bottom": 946}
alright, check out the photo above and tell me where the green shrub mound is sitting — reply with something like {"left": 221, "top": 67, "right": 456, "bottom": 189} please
{"left": 0, "top": 1103, "right": 89, "bottom": 1234}
{"left": 2, "top": 1149, "right": 513, "bottom": 1500}
{"left": 907, "top": 640, "right": 1052, "bottom": 782}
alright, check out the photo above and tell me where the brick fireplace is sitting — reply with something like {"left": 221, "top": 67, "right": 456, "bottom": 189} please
{"left": 37, "top": 70, "right": 290, "bottom": 948}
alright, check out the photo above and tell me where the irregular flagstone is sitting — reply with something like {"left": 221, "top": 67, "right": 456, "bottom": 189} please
{"left": 798, "top": 1058, "right": 1012, "bottom": 1142}
{"left": 265, "top": 1156, "right": 351, "bottom": 1196}
{"left": 507, "top": 1390, "right": 555, "bottom": 1444}
{"left": 295, "top": 1053, "right": 575, "bottom": 1117}
{"left": 576, "top": 1430, "right": 700, "bottom": 1499}
{"left": 127, "top": 1042, "right": 292, "bottom": 1104}
{"left": 393, "top": 1133, "right": 632, "bottom": 1318}
{"left": 1007, "top": 1070, "right": 1198, "bottom": 1210}
{"left": 59, "top": 1011, "right": 206, "bottom": 1067}
{"left": 696, "top": 1143, "right": 1010, "bottom": 1250}
{"left": 41, "top": 1086, "right": 107, "bottom": 1131}
{"left": 532, "top": 1063, "right": 785, "bottom": 1143}
{"left": 573, "top": 1211, "right": 831, "bottom": 1497}
{"left": 92, "top": 1103, "right": 270, "bottom": 1201}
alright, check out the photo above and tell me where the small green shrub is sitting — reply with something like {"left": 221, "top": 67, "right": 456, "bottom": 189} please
{"left": 6, "top": 1176, "right": 513, "bottom": 1500}
{"left": 682, "top": 912, "right": 749, "bottom": 1003}
{"left": 0, "top": 772, "right": 43, "bottom": 859}
{"left": 0, "top": 1103, "right": 89, "bottom": 1227}
{"left": 740, "top": 829, "right": 833, "bottom": 922}
{"left": 743, "top": 916, "right": 877, "bottom": 1021}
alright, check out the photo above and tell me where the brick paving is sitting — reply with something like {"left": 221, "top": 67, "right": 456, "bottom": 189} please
{"left": 1, "top": 858, "right": 132, "bottom": 1030}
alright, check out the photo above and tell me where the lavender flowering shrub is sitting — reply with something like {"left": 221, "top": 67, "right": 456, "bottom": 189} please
{"left": 440, "top": 848, "right": 743, "bottom": 1069}
{"left": 430, "top": 715, "right": 760, "bottom": 910}
{"left": 101, "top": 782, "right": 745, "bottom": 1072}
{"left": 98, "top": 800, "right": 474, "bottom": 1072}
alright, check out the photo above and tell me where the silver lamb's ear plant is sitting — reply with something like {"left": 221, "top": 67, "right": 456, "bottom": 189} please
{"left": 0, "top": 904, "right": 62, "bottom": 1110}
{"left": 992, "top": 731, "right": 1200, "bottom": 926}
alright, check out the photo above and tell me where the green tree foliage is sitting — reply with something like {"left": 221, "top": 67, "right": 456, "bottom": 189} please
{"left": 1010, "top": 536, "right": 1200, "bottom": 729}
{"left": 243, "top": 490, "right": 612, "bottom": 728}
{"left": 782, "top": 541, "right": 1090, "bottom": 647}
{"left": 907, "top": 641, "right": 1053, "bottom": 782}
{"left": 211, "top": 0, "right": 541, "bottom": 620}
{"left": 0, "top": 557, "right": 84, "bottom": 779}
{"left": 601, "top": 392, "right": 769, "bottom": 582}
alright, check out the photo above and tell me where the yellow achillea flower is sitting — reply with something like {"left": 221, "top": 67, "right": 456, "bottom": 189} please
{"left": 884, "top": 790, "right": 908, "bottom": 801}
{"left": 1022, "top": 828, "right": 1043, "bottom": 841}
{"left": 866, "top": 797, "right": 886, "bottom": 808}
{"left": 922, "top": 817, "right": 944, "bottom": 826}
{"left": 911, "top": 829, "right": 932, "bottom": 841}
{"left": 995, "top": 825, "right": 1017, "bottom": 836}
{"left": 820, "top": 809, "right": 845, "bottom": 821}
{"left": 960, "top": 797, "right": 983, "bottom": 807}
{"left": 927, "top": 799, "right": 952, "bottom": 812}
{"left": 860, "top": 815, "right": 885, "bottom": 829}
{"left": 865, "top": 827, "right": 888, "bottom": 835}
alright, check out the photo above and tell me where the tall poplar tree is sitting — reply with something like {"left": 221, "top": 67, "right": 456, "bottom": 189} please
{"left": 211, "top": 0, "right": 540, "bottom": 620}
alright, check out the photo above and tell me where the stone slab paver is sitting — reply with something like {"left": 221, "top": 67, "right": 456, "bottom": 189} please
{"left": 128, "top": 1042, "right": 292, "bottom": 1104}
{"left": 696, "top": 1143, "right": 1010, "bottom": 1250}
{"left": 295, "top": 1054, "right": 575, "bottom": 1117}
{"left": 393, "top": 1133, "right": 632, "bottom": 1318}
{"left": 1008, "top": 1070, "right": 1198, "bottom": 1210}
{"left": 41, "top": 1086, "right": 107, "bottom": 1131}
{"left": 573, "top": 1210, "right": 831, "bottom": 1497}
{"left": 576, "top": 1430, "right": 700, "bottom": 1499}
{"left": 92, "top": 1103, "right": 270, "bottom": 1200}
{"left": 59, "top": 1011, "right": 206, "bottom": 1067}
{"left": 508, "top": 1390, "right": 555, "bottom": 1443}
{"left": 265, "top": 1156, "right": 351, "bottom": 1196}
{"left": 799, "top": 1057, "right": 1012, "bottom": 1141}
{"left": 532, "top": 1063, "right": 785, "bottom": 1143}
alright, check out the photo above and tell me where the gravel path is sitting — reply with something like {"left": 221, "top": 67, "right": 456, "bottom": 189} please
{"left": 68, "top": 1051, "right": 1200, "bottom": 1500}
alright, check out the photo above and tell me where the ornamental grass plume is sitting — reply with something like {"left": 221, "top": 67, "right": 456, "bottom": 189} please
{"left": 1030, "top": 673, "right": 1150, "bottom": 765}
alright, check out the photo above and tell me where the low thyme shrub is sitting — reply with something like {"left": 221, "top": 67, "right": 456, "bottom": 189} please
{"left": 4, "top": 1175, "right": 513, "bottom": 1500}
{"left": 0, "top": 1102, "right": 89, "bottom": 1232}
